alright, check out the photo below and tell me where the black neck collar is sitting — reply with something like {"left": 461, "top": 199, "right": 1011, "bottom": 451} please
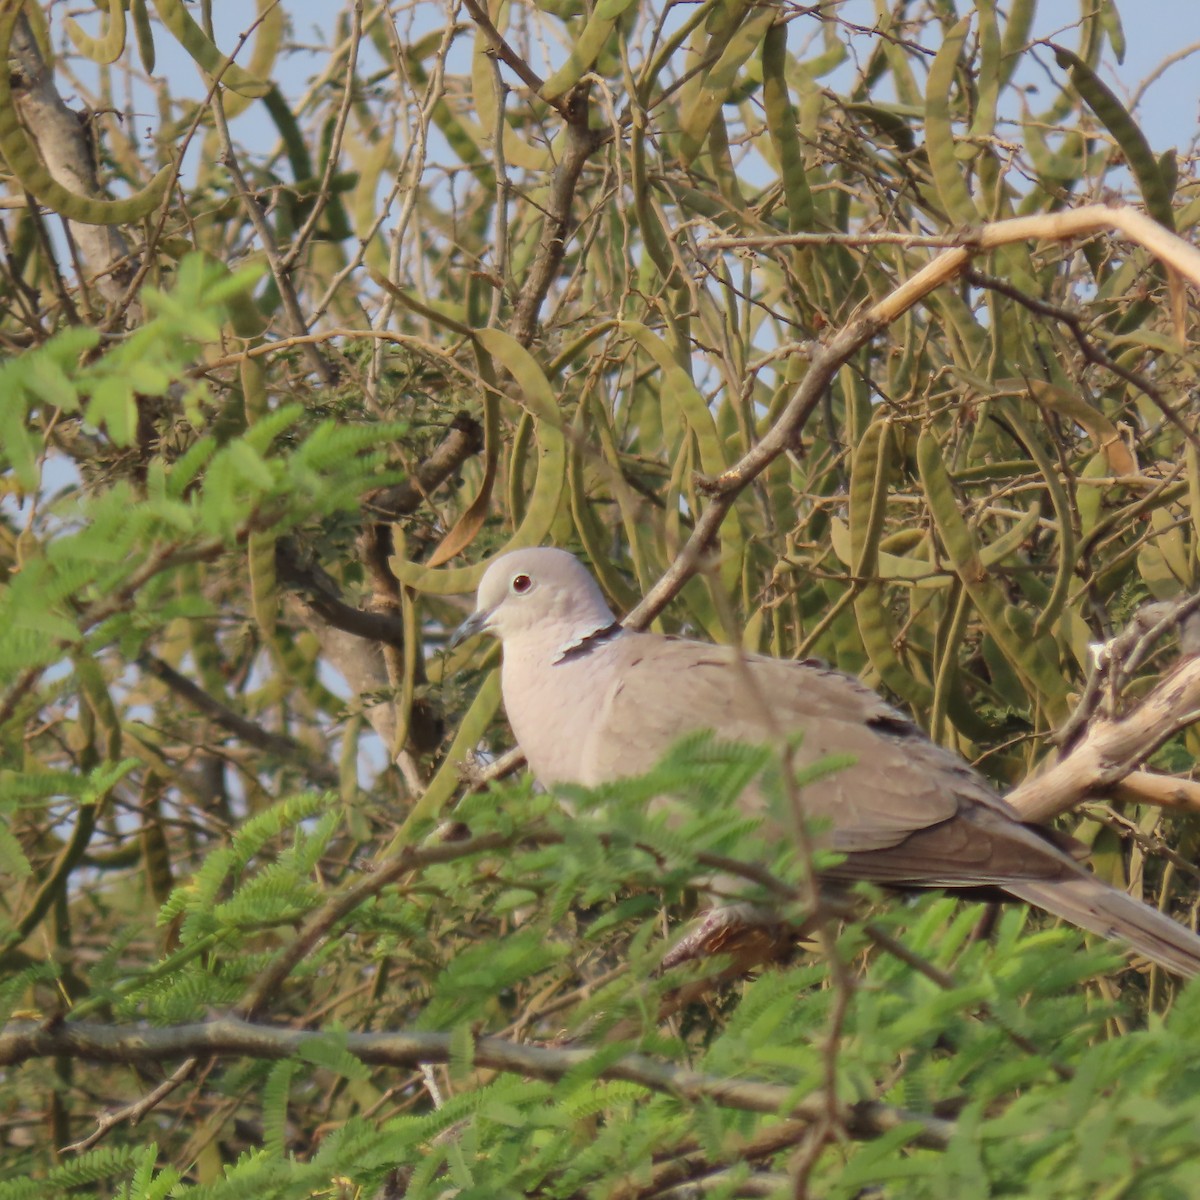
{"left": 553, "top": 621, "right": 623, "bottom": 664}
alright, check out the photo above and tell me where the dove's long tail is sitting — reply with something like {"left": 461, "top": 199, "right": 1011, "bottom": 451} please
{"left": 1006, "top": 874, "right": 1200, "bottom": 978}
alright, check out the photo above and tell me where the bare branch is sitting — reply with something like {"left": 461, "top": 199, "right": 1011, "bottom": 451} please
{"left": 0, "top": 1017, "right": 953, "bottom": 1150}
{"left": 1007, "top": 652, "right": 1200, "bottom": 821}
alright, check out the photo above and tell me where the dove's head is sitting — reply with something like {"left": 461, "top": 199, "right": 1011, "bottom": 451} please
{"left": 450, "top": 548, "right": 618, "bottom": 651}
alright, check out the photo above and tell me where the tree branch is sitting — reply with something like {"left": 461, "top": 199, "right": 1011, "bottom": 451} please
{"left": 1007, "top": 652, "right": 1200, "bottom": 821}
{"left": 628, "top": 204, "right": 1200, "bottom": 626}
{"left": 510, "top": 92, "right": 603, "bottom": 346}
{"left": 460, "top": 0, "right": 551, "bottom": 108}
{"left": 137, "top": 653, "right": 340, "bottom": 790}
{"left": 365, "top": 411, "right": 485, "bottom": 519}
{"left": 0, "top": 1017, "right": 953, "bottom": 1150}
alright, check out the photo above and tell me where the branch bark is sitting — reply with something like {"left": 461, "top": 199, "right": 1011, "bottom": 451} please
{"left": 510, "top": 91, "right": 603, "bottom": 346}
{"left": 1005, "top": 653, "right": 1200, "bottom": 821}
{"left": 0, "top": 1017, "right": 953, "bottom": 1150}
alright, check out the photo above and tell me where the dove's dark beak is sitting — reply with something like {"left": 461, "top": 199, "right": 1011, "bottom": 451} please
{"left": 448, "top": 606, "right": 495, "bottom": 650}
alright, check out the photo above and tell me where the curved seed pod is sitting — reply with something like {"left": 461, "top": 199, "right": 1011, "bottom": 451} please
{"left": 247, "top": 530, "right": 278, "bottom": 644}
{"left": 138, "top": 773, "right": 174, "bottom": 907}
{"left": 566, "top": 400, "right": 639, "bottom": 612}
{"left": 621, "top": 320, "right": 744, "bottom": 592}
{"left": 930, "top": 579, "right": 968, "bottom": 744}
{"left": 995, "top": 404, "right": 1076, "bottom": 639}
{"left": 150, "top": 0, "right": 270, "bottom": 98}
{"left": 390, "top": 586, "right": 421, "bottom": 758}
{"left": 386, "top": 667, "right": 502, "bottom": 849}
{"left": 706, "top": 112, "right": 745, "bottom": 210}
{"left": 631, "top": 121, "right": 673, "bottom": 284}
{"left": 0, "top": 659, "right": 112, "bottom": 951}
{"left": 263, "top": 85, "right": 314, "bottom": 180}
{"left": 77, "top": 655, "right": 122, "bottom": 763}
{"left": 1053, "top": 44, "right": 1174, "bottom": 230}
{"left": 831, "top": 501, "right": 1041, "bottom": 587}
{"left": 351, "top": 137, "right": 396, "bottom": 246}
{"left": 507, "top": 412, "right": 535, "bottom": 531}
{"left": 178, "top": 564, "right": 229, "bottom": 699}
{"left": 1021, "top": 110, "right": 1086, "bottom": 185}
{"left": 998, "top": 0, "right": 1035, "bottom": 88}
{"left": 339, "top": 714, "right": 363, "bottom": 807}
{"left": 547, "top": 320, "right": 618, "bottom": 375}
{"left": 1076, "top": 451, "right": 1111, "bottom": 542}
{"left": 761, "top": 20, "right": 812, "bottom": 232}
{"left": 619, "top": 321, "right": 727, "bottom": 475}
{"left": 1003, "top": 605, "right": 1064, "bottom": 699}
{"left": 425, "top": 349, "right": 501, "bottom": 569}
{"left": 470, "top": 10, "right": 553, "bottom": 171}
{"left": 925, "top": 289, "right": 988, "bottom": 369}
{"left": 849, "top": 420, "right": 891, "bottom": 571}
{"left": 1097, "top": 0, "right": 1126, "bottom": 62}
{"left": 241, "top": 356, "right": 278, "bottom": 646}
{"left": 840, "top": 365, "right": 872, "bottom": 451}
{"left": 542, "top": 0, "right": 639, "bottom": 101}
{"left": 676, "top": 4, "right": 777, "bottom": 164}
{"left": 1021, "top": 379, "right": 1137, "bottom": 475}
{"left": 662, "top": 179, "right": 748, "bottom": 233}
{"left": 662, "top": 430, "right": 688, "bottom": 568}
{"left": 273, "top": 634, "right": 341, "bottom": 717}
{"left": 850, "top": 420, "right": 933, "bottom": 707}
{"left": 65, "top": 0, "right": 126, "bottom": 64}
{"left": 131, "top": 0, "right": 155, "bottom": 74}
{"left": 390, "top": 330, "right": 567, "bottom": 596}
{"left": 872, "top": 5, "right": 921, "bottom": 105}
{"left": 917, "top": 430, "right": 1069, "bottom": 720}
{"left": 1138, "top": 507, "right": 1193, "bottom": 599}
{"left": 670, "top": 0, "right": 750, "bottom": 115}
{"left": 0, "top": 0, "right": 173, "bottom": 225}
{"left": 1189, "top": 443, "right": 1200, "bottom": 552}
{"left": 1081, "top": 480, "right": 1188, "bottom": 563}
{"left": 19, "top": 0, "right": 47, "bottom": 58}
{"left": 967, "top": 0, "right": 1000, "bottom": 141}
{"left": 156, "top": 241, "right": 269, "bottom": 338}
{"left": 842, "top": 101, "right": 917, "bottom": 153}
{"left": 218, "top": 0, "right": 285, "bottom": 120}
{"left": 881, "top": 528, "right": 924, "bottom": 555}
{"left": 924, "top": 16, "right": 978, "bottom": 224}
{"left": 589, "top": 391, "right": 663, "bottom": 617}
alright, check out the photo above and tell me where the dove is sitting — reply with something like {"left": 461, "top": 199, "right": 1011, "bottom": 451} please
{"left": 451, "top": 546, "right": 1200, "bottom": 976}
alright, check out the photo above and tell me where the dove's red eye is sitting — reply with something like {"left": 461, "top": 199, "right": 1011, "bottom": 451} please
{"left": 511, "top": 573, "right": 533, "bottom": 594}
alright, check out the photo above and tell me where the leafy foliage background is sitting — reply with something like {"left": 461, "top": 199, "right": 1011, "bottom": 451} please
{"left": 2, "top": 0, "right": 1200, "bottom": 1195}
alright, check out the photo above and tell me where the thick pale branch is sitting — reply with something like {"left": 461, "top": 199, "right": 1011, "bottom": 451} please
{"left": 709, "top": 204, "right": 1200, "bottom": 299}
{"left": 630, "top": 204, "right": 1200, "bottom": 625}
{"left": 1006, "top": 655, "right": 1200, "bottom": 821}
{"left": 1110, "top": 772, "right": 1200, "bottom": 815}
{"left": 0, "top": 1017, "right": 953, "bottom": 1149}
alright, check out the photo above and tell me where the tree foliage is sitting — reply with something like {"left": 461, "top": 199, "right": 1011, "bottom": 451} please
{"left": 2, "top": 0, "right": 1200, "bottom": 1194}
